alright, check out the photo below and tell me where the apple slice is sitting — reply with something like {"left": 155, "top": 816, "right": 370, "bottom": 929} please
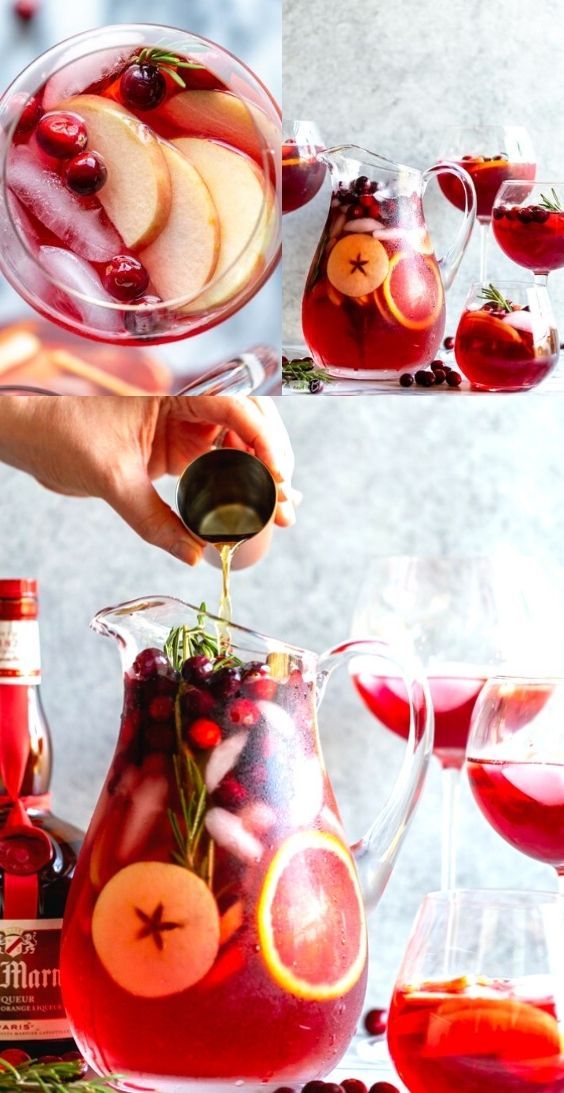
{"left": 162, "top": 90, "right": 278, "bottom": 165}
{"left": 173, "top": 137, "right": 270, "bottom": 308}
{"left": 61, "top": 95, "right": 171, "bottom": 249}
{"left": 92, "top": 861, "right": 220, "bottom": 997}
{"left": 140, "top": 142, "right": 219, "bottom": 306}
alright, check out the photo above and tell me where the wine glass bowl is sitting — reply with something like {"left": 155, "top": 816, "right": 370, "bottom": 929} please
{"left": 282, "top": 120, "right": 326, "bottom": 214}
{"left": 492, "top": 181, "right": 564, "bottom": 281}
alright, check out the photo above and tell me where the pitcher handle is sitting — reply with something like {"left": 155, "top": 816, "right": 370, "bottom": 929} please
{"left": 423, "top": 162, "right": 476, "bottom": 290}
{"left": 316, "top": 639, "right": 433, "bottom": 908}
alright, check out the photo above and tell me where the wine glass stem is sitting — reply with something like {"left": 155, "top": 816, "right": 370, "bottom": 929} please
{"left": 440, "top": 765, "right": 462, "bottom": 890}
{"left": 557, "top": 870, "right": 564, "bottom": 896}
{"left": 534, "top": 272, "right": 549, "bottom": 287}
{"left": 478, "top": 221, "right": 490, "bottom": 282}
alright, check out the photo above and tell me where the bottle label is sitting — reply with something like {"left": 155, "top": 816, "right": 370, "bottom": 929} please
{"left": 0, "top": 920, "right": 69, "bottom": 1040}
{"left": 0, "top": 622, "right": 41, "bottom": 684}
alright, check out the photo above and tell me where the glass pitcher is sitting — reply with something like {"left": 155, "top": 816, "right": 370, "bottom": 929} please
{"left": 60, "top": 597, "right": 432, "bottom": 1091}
{"left": 302, "top": 146, "right": 476, "bottom": 381}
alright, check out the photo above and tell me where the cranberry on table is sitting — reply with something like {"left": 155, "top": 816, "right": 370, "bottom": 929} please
{"left": 104, "top": 255, "right": 149, "bottom": 301}
{"left": 443, "top": 334, "right": 455, "bottom": 350}
{"left": 399, "top": 373, "right": 414, "bottom": 387}
{"left": 37, "top": 1055, "right": 61, "bottom": 1064}
{"left": 121, "top": 63, "right": 166, "bottom": 110}
{"left": 0, "top": 1048, "right": 31, "bottom": 1065}
{"left": 446, "top": 370, "right": 462, "bottom": 387}
{"left": 65, "top": 150, "right": 107, "bottom": 195}
{"left": 13, "top": 0, "right": 39, "bottom": 21}
{"left": 368, "top": 1085, "right": 399, "bottom": 1093}
{"left": 301, "top": 1082, "right": 328, "bottom": 1093}
{"left": 364, "top": 1006, "right": 389, "bottom": 1036}
{"left": 188, "top": 717, "right": 222, "bottom": 749}
{"left": 61, "top": 1051, "right": 88, "bottom": 1077}
{"left": 341, "top": 1080, "right": 368, "bottom": 1093}
{"left": 36, "top": 111, "right": 88, "bottom": 158}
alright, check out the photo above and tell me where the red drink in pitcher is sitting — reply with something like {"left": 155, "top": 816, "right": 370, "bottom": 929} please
{"left": 388, "top": 977, "right": 564, "bottom": 1093}
{"left": 0, "top": 26, "right": 280, "bottom": 344}
{"left": 467, "top": 759, "right": 564, "bottom": 868}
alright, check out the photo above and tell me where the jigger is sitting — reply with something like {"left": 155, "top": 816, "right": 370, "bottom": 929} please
{"left": 176, "top": 448, "right": 277, "bottom": 569}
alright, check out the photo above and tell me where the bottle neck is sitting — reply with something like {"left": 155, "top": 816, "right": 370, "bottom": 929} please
{"left": 0, "top": 618, "right": 51, "bottom": 800}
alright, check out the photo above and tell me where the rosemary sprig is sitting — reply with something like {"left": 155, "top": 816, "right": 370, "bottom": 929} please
{"left": 282, "top": 358, "right": 335, "bottom": 391}
{"left": 164, "top": 604, "right": 242, "bottom": 673}
{"left": 479, "top": 283, "right": 512, "bottom": 313}
{"left": 132, "top": 47, "right": 204, "bottom": 88}
{"left": 0, "top": 1057, "right": 119, "bottom": 1091}
{"left": 539, "top": 187, "right": 562, "bottom": 213}
{"left": 168, "top": 751, "right": 210, "bottom": 877}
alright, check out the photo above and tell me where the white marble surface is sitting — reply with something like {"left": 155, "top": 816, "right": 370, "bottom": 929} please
{"left": 283, "top": 0, "right": 564, "bottom": 354}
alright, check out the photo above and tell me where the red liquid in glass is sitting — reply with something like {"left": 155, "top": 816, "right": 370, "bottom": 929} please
{"left": 438, "top": 157, "right": 536, "bottom": 220}
{"left": 467, "top": 759, "right": 564, "bottom": 868}
{"left": 455, "top": 307, "right": 558, "bottom": 391}
{"left": 493, "top": 205, "right": 564, "bottom": 272}
{"left": 353, "top": 671, "right": 486, "bottom": 768}
{"left": 282, "top": 140, "right": 326, "bottom": 213}
{"left": 302, "top": 183, "right": 444, "bottom": 374}
{"left": 388, "top": 980, "right": 564, "bottom": 1093}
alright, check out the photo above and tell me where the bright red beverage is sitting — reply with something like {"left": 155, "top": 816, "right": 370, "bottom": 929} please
{"left": 282, "top": 139, "right": 325, "bottom": 212}
{"left": 493, "top": 203, "right": 564, "bottom": 273}
{"left": 438, "top": 156, "right": 536, "bottom": 220}
{"left": 302, "top": 179, "right": 445, "bottom": 376}
{"left": 455, "top": 286, "right": 559, "bottom": 391}
{"left": 467, "top": 759, "right": 564, "bottom": 868}
{"left": 353, "top": 668, "right": 486, "bottom": 768}
{"left": 0, "top": 26, "right": 280, "bottom": 345}
{"left": 61, "top": 639, "right": 367, "bottom": 1087}
{"left": 388, "top": 978, "right": 564, "bottom": 1093}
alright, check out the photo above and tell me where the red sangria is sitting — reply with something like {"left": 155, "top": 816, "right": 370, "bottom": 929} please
{"left": 0, "top": 25, "right": 280, "bottom": 345}
{"left": 455, "top": 281, "right": 559, "bottom": 391}
{"left": 467, "top": 759, "right": 564, "bottom": 868}
{"left": 61, "top": 610, "right": 368, "bottom": 1088}
{"left": 282, "top": 120, "right": 326, "bottom": 213}
{"left": 493, "top": 182, "right": 564, "bottom": 278}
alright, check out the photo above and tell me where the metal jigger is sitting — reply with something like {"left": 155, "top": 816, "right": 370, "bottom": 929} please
{"left": 176, "top": 448, "right": 277, "bottom": 569}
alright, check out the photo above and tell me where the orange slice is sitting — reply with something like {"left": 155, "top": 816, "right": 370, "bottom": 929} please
{"left": 327, "top": 234, "right": 389, "bottom": 297}
{"left": 92, "top": 861, "right": 220, "bottom": 997}
{"left": 380, "top": 251, "right": 444, "bottom": 330}
{"left": 424, "top": 997, "right": 561, "bottom": 1061}
{"left": 463, "top": 310, "right": 524, "bottom": 346}
{"left": 257, "top": 830, "right": 366, "bottom": 1001}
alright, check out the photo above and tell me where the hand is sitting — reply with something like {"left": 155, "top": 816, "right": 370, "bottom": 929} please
{"left": 0, "top": 395, "right": 299, "bottom": 564}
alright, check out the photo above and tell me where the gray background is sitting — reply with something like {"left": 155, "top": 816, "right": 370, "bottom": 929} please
{"left": 0, "top": 0, "right": 281, "bottom": 380}
{"left": 283, "top": 0, "right": 564, "bottom": 347}
{"left": 2, "top": 394, "right": 564, "bottom": 1007}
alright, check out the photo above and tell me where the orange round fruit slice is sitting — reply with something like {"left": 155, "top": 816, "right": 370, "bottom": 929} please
{"left": 92, "top": 861, "right": 220, "bottom": 997}
{"left": 257, "top": 829, "right": 366, "bottom": 1001}
{"left": 327, "top": 234, "right": 389, "bottom": 297}
{"left": 463, "top": 310, "right": 524, "bottom": 346}
{"left": 380, "top": 251, "right": 444, "bottom": 330}
{"left": 424, "top": 997, "right": 561, "bottom": 1061}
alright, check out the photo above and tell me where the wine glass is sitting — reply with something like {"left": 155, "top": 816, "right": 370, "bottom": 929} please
{"left": 282, "top": 120, "right": 326, "bottom": 214}
{"left": 350, "top": 555, "right": 561, "bottom": 890}
{"left": 467, "top": 677, "right": 564, "bottom": 893}
{"left": 387, "top": 889, "right": 564, "bottom": 1093}
{"left": 454, "top": 280, "right": 559, "bottom": 391}
{"left": 437, "top": 125, "right": 536, "bottom": 280}
{"left": 493, "top": 181, "right": 564, "bottom": 286}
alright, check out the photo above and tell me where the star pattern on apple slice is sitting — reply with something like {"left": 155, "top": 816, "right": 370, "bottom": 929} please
{"left": 134, "top": 901, "right": 183, "bottom": 951}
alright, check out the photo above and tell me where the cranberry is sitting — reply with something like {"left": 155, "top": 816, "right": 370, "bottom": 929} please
{"left": 214, "top": 774, "right": 248, "bottom": 809}
{"left": 446, "top": 370, "right": 462, "bottom": 387}
{"left": 188, "top": 717, "right": 222, "bottom": 749}
{"left": 492, "top": 206, "right": 505, "bottom": 220}
{"left": 124, "top": 295, "right": 165, "bottom": 337}
{"left": 443, "top": 335, "right": 455, "bottom": 350}
{"left": 13, "top": 93, "right": 43, "bottom": 136}
{"left": 341, "top": 1081, "right": 367, "bottom": 1093}
{"left": 350, "top": 204, "right": 365, "bottom": 218}
{"left": 212, "top": 666, "right": 242, "bottom": 700}
{"left": 273, "top": 1088, "right": 295, "bottom": 1093}
{"left": 121, "top": 63, "right": 166, "bottom": 110}
{"left": 103, "top": 255, "right": 149, "bottom": 301}
{"left": 0, "top": 1049, "right": 31, "bottom": 1066}
{"left": 36, "top": 111, "right": 88, "bottom": 159}
{"left": 532, "top": 205, "right": 550, "bottom": 223}
{"left": 149, "top": 695, "right": 174, "bottom": 721}
{"left": 181, "top": 685, "right": 216, "bottom": 718}
{"left": 414, "top": 370, "right": 434, "bottom": 387}
{"left": 61, "top": 1051, "right": 88, "bottom": 1077}
{"left": 131, "top": 647, "right": 173, "bottom": 681}
{"left": 302, "top": 1083, "right": 328, "bottom": 1093}
{"left": 13, "top": 0, "right": 39, "bottom": 21}
{"left": 518, "top": 207, "right": 534, "bottom": 224}
{"left": 364, "top": 1007, "right": 388, "bottom": 1036}
{"left": 354, "top": 175, "right": 369, "bottom": 193}
{"left": 309, "top": 378, "right": 323, "bottom": 393}
{"left": 65, "top": 150, "right": 107, "bottom": 195}
{"left": 433, "top": 368, "right": 446, "bottom": 384}
{"left": 504, "top": 206, "right": 517, "bottom": 221}
{"left": 228, "top": 697, "right": 261, "bottom": 728}
{"left": 368, "top": 1085, "right": 399, "bottom": 1093}
{"left": 182, "top": 655, "right": 213, "bottom": 685}
{"left": 244, "top": 669, "right": 277, "bottom": 701}
{"left": 430, "top": 359, "right": 444, "bottom": 372}
{"left": 399, "top": 373, "right": 414, "bottom": 387}
{"left": 37, "top": 1055, "right": 61, "bottom": 1065}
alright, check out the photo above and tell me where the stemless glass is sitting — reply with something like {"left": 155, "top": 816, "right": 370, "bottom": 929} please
{"left": 454, "top": 280, "right": 559, "bottom": 391}
{"left": 493, "top": 181, "right": 564, "bottom": 284}
{"left": 0, "top": 25, "right": 281, "bottom": 346}
{"left": 282, "top": 120, "right": 326, "bottom": 214}
{"left": 437, "top": 125, "right": 536, "bottom": 280}
{"left": 467, "top": 677, "right": 564, "bottom": 892}
{"left": 388, "top": 890, "right": 564, "bottom": 1093}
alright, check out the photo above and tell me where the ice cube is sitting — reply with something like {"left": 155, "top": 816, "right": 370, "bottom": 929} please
{"left": 502, "top": 309, "right": 534, "bottom": 334}
{"left": 8, "top": 146, "right": 122, "bottom": 263}
{"left": 288, "top": 755, "right": 323, "bottom": 826}
{"left": 205, "top": 732, "right": 248, "bottom": 793}
{"left": 256, "top": 701, "right": 295, "bottom": 739}
{"left": 43, "top": 47, "right": 131, "bottom": 111}
{"left": 39, "top": 246, "right": 123, "bottom": 335}
{"left": 118, "top": 774, "right": 168, "bottom": 860}
{"left": 205, "top": 807, "right": 263, "bottom": 863}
